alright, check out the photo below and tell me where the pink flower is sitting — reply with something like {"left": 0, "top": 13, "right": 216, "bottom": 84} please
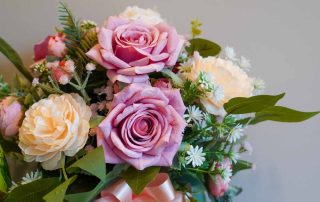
{"left": 0, "top": 97, "right": 23, "bottom": 138}
{"left": 153, "top": 78, "right": 172, "bottom": 89}
{"left": 97, "top": 83, "right": 186, "bottom": 170}
{"left": 209, "top": 175, "right": 229, "bottom": 198}
{"left": 34, "top": 33, "right": 66, "bottom": 61}
{"left": 86, "top": 17, "right": 185, "bottom": 83}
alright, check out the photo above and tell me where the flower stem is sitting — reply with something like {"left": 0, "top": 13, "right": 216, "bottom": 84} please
{"left": 61, "top": 156, "right": 69, "bottom": 181}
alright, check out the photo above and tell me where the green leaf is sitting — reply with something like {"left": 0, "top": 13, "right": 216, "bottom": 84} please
{"left": 232, "top": 160, "right": 253, "bottom": 175}
{"left": 43, "top": 176, "right": 77, "bottom": 202}
{"left": 89, "top": 115, "right": 105, "bottom": 128}
{"left": 251, "top": 106, "right": 320, "bottom": 124}
{"left": 122, "top": 166, "right": 160, "bottom": 195}
{"left": 67, "top": 146, "right": 105, "bottom": 180}
{"left": 185, "top": 38, "right": 221, "bottom": 57}
{"left": 224, "top": 93, "right": 285, "bottom": 114}
{"left": 161, "top": 69, "right": 183, "bottom": 87}
{"left": 4, "top": 178, "right": 60, "bottom": 202}
{"left": 65, "top": 164, "right": 128, "bottom": 202}
{"left": 0, "top": 37, "right": 32, "bottom": 81}
{"left": 0, "top": 144, "right": 10, "bottom": 193}
{"left": 23, "top": 93, "right": 34, "bottom": 106}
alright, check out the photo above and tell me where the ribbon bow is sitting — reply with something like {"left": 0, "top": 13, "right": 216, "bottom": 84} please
{"left": 95, "top": 173, "right": 188, "bottom": 202}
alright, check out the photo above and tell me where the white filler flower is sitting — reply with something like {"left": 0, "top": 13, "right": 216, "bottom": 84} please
{"left": 184, "top": 105, "right": 203, "bottom": 123}
{"left": 228, "top": 125, "right": 244, "bottom": 143}
{"left": 21, "top": 170, "right": 42, "bottom": 185}
{"left": 186, "top": 145, "right": 206, "bottom": 167}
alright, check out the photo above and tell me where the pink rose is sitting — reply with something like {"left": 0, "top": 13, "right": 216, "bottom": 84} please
{"left": 153, "top": 78, "right": 172, "bottom": 89}
{"left": 86, "top": 16, "right": 185, "bottom": 83}
{"left": 97, "top": 83, "right": 186, "bottom": 170}
{"left": 34, "top": 33, "right": 67, "bottom": 61}
{"left": 0, "top": 97, "right": 23, "bottom": 138}
{"left": 209, "top": 158, "right": 232, "bottom": 197}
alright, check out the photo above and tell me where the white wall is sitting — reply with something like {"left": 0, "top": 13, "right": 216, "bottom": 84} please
{"left": 0, "top": 0, "right": 319, "bottom": 201}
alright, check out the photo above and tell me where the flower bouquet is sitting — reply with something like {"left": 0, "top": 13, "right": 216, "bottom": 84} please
{"left": 0, "top": 3, "right": 318, "bottom": 202}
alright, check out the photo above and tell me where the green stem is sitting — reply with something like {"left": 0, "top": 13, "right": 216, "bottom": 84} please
{"left": 61, "top": 156, "right": 69, "bottom": 181}
{"left": 37, "top": 83, "right": 64, "bottom": 94}
{"left": 72, "top": 71, "right": 90, "bottom": 103}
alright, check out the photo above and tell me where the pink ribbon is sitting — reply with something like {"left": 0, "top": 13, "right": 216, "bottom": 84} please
{"left": 95, "top": 173, "right": 189, "bottom": 202}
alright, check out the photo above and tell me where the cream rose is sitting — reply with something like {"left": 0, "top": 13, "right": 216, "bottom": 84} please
{"left": 119, "top": 6, "right": 163, "bottom": 26}
{"left": 185, "top": 52, "right": 254, "bottom": 116}
{"left": 18, "top": 94, "right": 92, "bottom": 170}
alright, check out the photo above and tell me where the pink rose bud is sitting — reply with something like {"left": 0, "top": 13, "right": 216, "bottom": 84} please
{"left": 34, "top": 33, "right": 67, "bottom": 61}
{"left": 86, "top": 16, "right": 185, "bottom": 83}
{"left": 209, "top": 175, "right": 229, "bottom": 197}
{"left": 153, "top": 78, "right": 172, "bottom": 89}
{"left": 0, "top": 97, "right": 23, "bottom": 138}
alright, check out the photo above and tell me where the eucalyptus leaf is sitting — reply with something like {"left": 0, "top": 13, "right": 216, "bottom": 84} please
{"left": 122, "top": 166, "right": 160, "bottom": 195}
{"left": 251, "top": 106, "right": 320, "bottom": 124}
{"left": 43, "top": 176, "right": 77, "bottom": 202}
{"left": 224, "top": 93, "right": 285, "bottom": 114}
{"left": 0, "top": 37, "right": 32, "bottom": 81}
{"left": 4, "top": 178, "right": 60, "bottom": 202}
{"left": 89, "top": 115, "right": 105, "bottom": 128}
{"left": 67, "top": 146, "right": 105, "bottom": 180}
{"left": 186, "top": 38, "right": 221, "bottom": 57}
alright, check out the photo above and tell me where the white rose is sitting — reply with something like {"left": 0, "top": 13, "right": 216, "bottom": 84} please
{"left": 119, "top": 6, "right": 163, "bottom": 26}
{"left": 185, "top": 52, "right": 254, "bottom": 116}
{"left": 19, "top": 94, "right": 92, "bottom": 170}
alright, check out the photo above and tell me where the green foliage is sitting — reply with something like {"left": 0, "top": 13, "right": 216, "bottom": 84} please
{"left": 181, "top": 80, "right": 205, "bottom": 105}
{"left": 161, "top": 68, "right": 183, "bottom": 87}
{"left": 232, "top": 160, "right": 253, "bottom": 175}
{"left": 0, "top": 37, "right": 32, "bottom": 81}
{"left": 89, "top": 115, "right": 105, "bottom": 128}
{"left": 250, "top": 106, "right": 320, "bottom": 124}
{"left": 186, "top": 38, "right": 221, "bottom": 57}
{"left": 43, "top": 175, "right": 77, "bottom": 202}
{"left": 0, "top": 144, "right": 10, "bottom": 193}
{"left": 0, "top": 76, "right": 10, "bottom": 99}
{"left": 65, "top": 164, "right": 128, "bottom": 202}
{"left": 4, "top": 178, "right": 60, "bottom": 202}
{"left": 224, "top": 93, "right": 285, "bottom": 114}
{"left": 67, "top": 146, "right": 106, "bottom": 180}
{"left": 122, "top": 166, "right": 160, "bottom": 195}
{"left": 191, "top": 19, "right": 202, "bottom": 38}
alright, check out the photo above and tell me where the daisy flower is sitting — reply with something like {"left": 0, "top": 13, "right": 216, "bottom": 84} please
{"left": 213, "top": 85, "right": 224, "bottom": 103}
{"left": 225, "top": 46, "right": 237, "bottom": 61}
{"left": 184, "top": 105, "right": 203, "bottom": 123}
{"left": 21, "top": 170, "right": 42, "bottom": 185}
{"left": 228, "top": 125, "right": 244, "bottom": 143}
{"left": 185, "top": 145, "right": 206, "bottom": 167}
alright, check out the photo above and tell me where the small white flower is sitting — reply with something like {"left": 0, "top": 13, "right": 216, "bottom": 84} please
{"left": 21, "top": 170, "right": 42, "bottom": 185}
{"left": 239, "top": 56, "right": 251, "bottom": 71}
{"left": 32, "top": 78, "right": 39, "bottom": 87}
{"left": 229, "top": 152, "right": 240, "bottom": 163}
{"left": 225, "top": 46, "right": 237, "bottom": 61}
{"left": 85, "top": 63, "right": 96, "bottom": 71}
{"left": 213, "top": 85, "right": 224, "bottom": 103}
{"left": 8, "top": 181, "right": 18, "bottom": 193}
{"left": 221, "top": 164, "right": 232, "bottom": 183}
{"left": 184, "top": 105, "right": 203, "bottom": 123}
{"left": 58, "top": 74, "right": 70, "bottom": 85}
{"left": 185, "top": 145, "right": 206, "bottom": 167}
{"left": 228, "top": 125, "right": 244, "bottom": 143}
{"left": 253, "top": 78, "right": 266, "bottom": 95}
{"left": 64, "top": 60, "right": 75, "bottom": 73}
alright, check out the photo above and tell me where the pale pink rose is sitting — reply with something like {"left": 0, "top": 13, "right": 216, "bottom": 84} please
{"left": 86, "top": 16, "right": 185, "bottom": 83}
{"left": 0, "top": 97, "right": 23, "bottom": 138}
{"left": 34, "top": 33, "right": 66, "bottom": 61}
{"left": 153, "top": 78, "right": 172, "bottom": 89}
{"left": 209, "top": 175, "right": 229, "bottom": 197}
{"left": 47, "top": 60, "right": 75, "bottom": 85}
{"left": 97, "top": 83, "right": 186, "bottom": 170}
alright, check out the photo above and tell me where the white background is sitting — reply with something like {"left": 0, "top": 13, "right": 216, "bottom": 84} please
{"left": 0, "top": 0, "right": 319, "bottom": 201}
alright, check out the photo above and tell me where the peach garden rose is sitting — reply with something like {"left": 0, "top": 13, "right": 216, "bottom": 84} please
{"left": 18, "top": 94, "right": 91, "bottom": 170}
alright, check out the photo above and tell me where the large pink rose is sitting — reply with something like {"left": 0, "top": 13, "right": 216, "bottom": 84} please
{"left": 0, "top": 97, "right": 23, "bottom": 138}
{"left": 34, "top": 33, "right": 66, "bottom": 61}
{"left": 97, "top": 83, "right": 186, "bottom": 170}
{"left": 86, "top": 16, "right": 185, "bottom": 83}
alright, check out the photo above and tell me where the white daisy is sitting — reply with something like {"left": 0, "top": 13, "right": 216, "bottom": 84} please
{"left": 229, "top": 152, "right": 240, "bottom": 163}
{"left": 185, "top": 145, "right": 206, "bottom": 167}
{"left": 8, "top": 181, "right": 18, "bottom": 193}
{"left": 225, "top": 46, "right": 237, "bottom": 61}
{"left": 184, "top": 105, "right": 203, "bottom": 123}
{"left": 213, "top": 85, "right": 224, "bottom": 103}
{"left": 228, "top": 125, "right": 244, "bottom": 143}
{"left": 239, "top": 56, "right": 251, "bottom": 71}
{"left": 253, "top": 78, "right": 266, "bottom": 95}
{"left": 21, "top": 170, "right": 42, "bottom": 185}
{"left": 221, "top": 164, "right": 232, "bottom": 183}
